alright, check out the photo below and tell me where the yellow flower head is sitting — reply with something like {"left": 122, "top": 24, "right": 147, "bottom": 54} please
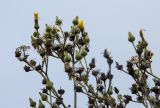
{"left": 34, "top": 12, "right": 39, "bottom": 20}
{"left": 78, "top": 20, "right": 84, "bottom": 30}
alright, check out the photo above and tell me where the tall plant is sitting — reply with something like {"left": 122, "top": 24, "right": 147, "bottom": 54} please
{"left": 15, "top": 12, "right": 160, "bottom": 108}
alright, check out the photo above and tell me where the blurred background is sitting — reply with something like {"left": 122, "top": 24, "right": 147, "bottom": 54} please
{"left": 0, "top": 0, "right": 160, "bottom": 108}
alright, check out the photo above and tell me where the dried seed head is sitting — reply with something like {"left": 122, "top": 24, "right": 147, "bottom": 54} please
{"left": 52, "top": 103, "right": 59, "bottom": 108}
{"left": 97, "top": 84, "right": 104, "bottom": 92}
{"left": 58, "top": 88, "right": 65, "bottom": 95}
{"left": 42, "top": 88, "right": 48, "bottom": 94}
{"left": 56, "top": 97, "right": 63, "bottom": 105}
{"left": 144, "top": 50, "right": 153, "bottom": 60}
{"left": 100, "top": 73, "right": 107, "bottom": 82}
{"left": 39, "top": 48, "right": 46, "bottom": 57}
{"left": 92, "top": 70, "right": 99, "bottom": 77}
{"left": 114, "top": 87, "right": 119, "bottom": 94}
{"left": 65, "top": 44, "right": 73, "bottom": 54}
{"left": 75, "top": 67, "right": 84, "bottom": 74}
{"left": 64, "top": 63, "right": 72, "bottom": 73}
{"left": 89, "top": 58, "right": 96, "bottom": 69}
{"left": 107, "top": 72, "right": 113, "bottom": 80}
{"left": 74, "top": 85, "right": 83, "bottom": 92}
{"left": 30, "top": 59, "right": 36, "bottom": 66}
{"left": 130, "top": 56, "right": 139, "bottom": 64}
{"left": 131, "top": 83, "right": 138, "bottom": 94}
{"left": 35, "top": 64, "right": 42, "bottom": 71}
{"left": 24, "top": 65, "right": 31, "bottom": 72}
{"left": 116, "top": 62, "right": 123, "bottom": 70}
{"left": 42, "top": 79, "right": 47, "bottom": 85}
{"left": 15, "top": 50, "right": 21, "bottom": 57}
{"left": 124, "top": 95, "right": 132, "bottom": 104}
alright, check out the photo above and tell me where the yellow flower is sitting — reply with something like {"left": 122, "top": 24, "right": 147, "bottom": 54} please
{"left": 34, "top": 12, "right": 39, "bottom": 20}
{"left": 78, "top": 20, "right": 84, "bottom": 30}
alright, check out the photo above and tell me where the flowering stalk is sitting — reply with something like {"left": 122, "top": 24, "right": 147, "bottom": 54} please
{"left": 15, "top": 13, "right": 160, "bottom": 108}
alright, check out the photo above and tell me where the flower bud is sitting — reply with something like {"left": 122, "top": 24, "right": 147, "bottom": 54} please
{"left": 38, "top": 100, "right": 45, "bottom": 108}
{"left": 139, "top": 28, "right": 144, "bottom": 40}
{"left": 108, "top": 85, "right": 113, "bottom": 95}
{"left": 134, "top": 69, "right": 140, "bottom": 79}
{"left": 136, "top": 42, "right": 143, "bottom": 56}
{"left": 84, "top": 34, "right": 90, "bottom": 45}
{"left": 45, "top": 24, "right": 52, "bottom": 32}
{"left": 29, "top": 97, "right": 36, "bottom": 107}
{"left": 80, "top": 46, "right": 87, "bottom": 57}
{"left": 142, "top": 40, "right": 148, "bottom": 48}
{"left": 72, "top": 16, "right": 79, "bottom": 25}
{"left": 34, "top": 12, "right": 39, "bottom": 30}
{"left": 64, "top": 52, "right": 71, "bottom": 63}
{"left": 55, "top": 16, "right": 62, "bottom": 26}
{"left": 39, "top": 92, "right": 48, "bottom": 101}
{"left": 34, "top": 12, "right": 39, "bottom": 20}
{"left": 128, "top": 32, "right": 135, "bottom": 43}
{"left": 46, "top": 80, "right": 53, "bottom": 90}
{"left": 33, "top": 31, "right": 40, "bottom": 37}
{"left": 75, "top": 50, "right": 82, "bottom": 61}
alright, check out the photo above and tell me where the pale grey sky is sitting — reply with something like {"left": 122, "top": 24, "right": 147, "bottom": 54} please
{"left": 0, "top": 0, "right": 160, "bottom": 108}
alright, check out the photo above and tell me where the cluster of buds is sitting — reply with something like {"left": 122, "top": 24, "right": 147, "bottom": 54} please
{"left": 115, "top": 29, "right": 160, "bottom": 107}
{"left": 15, "top": 12, "right": 160, "bottom": 108}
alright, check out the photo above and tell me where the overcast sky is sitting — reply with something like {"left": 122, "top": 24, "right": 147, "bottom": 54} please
{"left": 0, "top": 0, "right": 160, "bottom": 108}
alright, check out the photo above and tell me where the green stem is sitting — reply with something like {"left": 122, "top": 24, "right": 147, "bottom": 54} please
{"left": 49, "top": 91, "right": 52, "bottom": 108}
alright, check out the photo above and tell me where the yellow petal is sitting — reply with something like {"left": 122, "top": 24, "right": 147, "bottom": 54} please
{"left": 34, "top": 12, "right": 39, "bottom": 20}
{"left": 78, "top": 20, "right": 84, "bottom": 30}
